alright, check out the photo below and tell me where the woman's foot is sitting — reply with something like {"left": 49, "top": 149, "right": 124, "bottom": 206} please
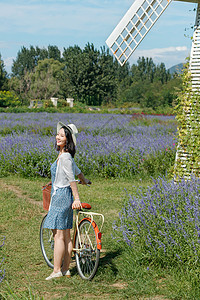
{"left": 45, "top": 271, "right": 63, "bottom": 280}
{"left": 62, "top": 270, "right": 71, "bottom": 278}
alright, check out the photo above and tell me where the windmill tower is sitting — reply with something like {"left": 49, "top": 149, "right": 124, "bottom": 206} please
{"left": 106, "top": 0, "right": 200, "bottom": 179}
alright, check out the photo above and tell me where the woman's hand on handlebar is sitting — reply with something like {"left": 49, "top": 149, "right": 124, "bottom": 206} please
{"left": 78, "top": 178, "right": 91, "bottom": 185}
{"left": 72, "top": 199, "right": 82, "bottom": 210}
{"left": 77, "top": 172, "right": 91, "bottom": 186}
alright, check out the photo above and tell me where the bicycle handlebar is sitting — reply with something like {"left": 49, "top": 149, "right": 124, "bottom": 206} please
{"left": 76, "top": 180, "right": 91, "bottom": 187}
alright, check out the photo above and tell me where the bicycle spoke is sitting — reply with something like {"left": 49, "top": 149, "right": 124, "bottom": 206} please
{"left": 75, "top": 219, "right": 100, "bottom": 280}
{"left": 82, "top": 225, "right": 95, "bottom": 251}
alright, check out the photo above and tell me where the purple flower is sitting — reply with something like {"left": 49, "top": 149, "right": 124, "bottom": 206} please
{"left": 113, "top": 176, "right": 200, "bottom": 267}
{"left": 0, "top": 112, "right": 177, "bottom": 178}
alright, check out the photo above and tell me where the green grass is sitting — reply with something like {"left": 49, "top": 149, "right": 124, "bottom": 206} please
{"left": 0, "top": 103, "right": 175, "bottom": 116}
{"left": 0, "top": 176, "right": 199, "bottom": 299}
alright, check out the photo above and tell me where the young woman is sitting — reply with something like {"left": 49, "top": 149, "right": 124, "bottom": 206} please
{"left": 44, "top": 121, "right": 91, "bottom": 280}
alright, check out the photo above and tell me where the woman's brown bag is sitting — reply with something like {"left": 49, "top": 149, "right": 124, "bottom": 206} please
{"left": 42, "top": 182, "right": 52, "bottom": 211}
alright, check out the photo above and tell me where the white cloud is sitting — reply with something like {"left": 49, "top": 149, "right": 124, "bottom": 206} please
{"left": 0, "top": 1, "right": 195, "bottom": 42}
{"left": 129, "top": 46, "right": 190, "bottom": 68}
{"left": 137, "top": 46, "right": 188, "bottom": 56}
{"left": 0, "top": 1, "right": 126, "bottom": 35}
{"left": 0, "top": 0, "right": 196, "bottom": 71}
{"left": 3, "top": 57, "right": 15, "bottom": 74}
{"left": 4, "top": 57, "right": 15, "bottom": 67}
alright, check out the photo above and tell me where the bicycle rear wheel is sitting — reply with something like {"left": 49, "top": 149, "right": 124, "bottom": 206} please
{"left": 40, "top": 215, "right": 54, "bottom": 269}
{"left": 75, "top": 219, "right": 100, "bottom": 280}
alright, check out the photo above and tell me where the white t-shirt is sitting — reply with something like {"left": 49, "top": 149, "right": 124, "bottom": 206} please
{"left": 53, "top": 152, "right": 81, "bottom": 192}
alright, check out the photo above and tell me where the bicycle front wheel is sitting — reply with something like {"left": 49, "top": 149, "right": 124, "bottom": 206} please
{"left": 40, "top": 215, "right": 54, "bottom": 269}
{"left": 75, "top": 219, "right": 100, "bottom": 280}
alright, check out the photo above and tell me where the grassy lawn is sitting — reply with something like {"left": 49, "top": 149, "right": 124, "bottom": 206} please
{"left": 0, "top": 176, "right": 199, "bottom": 299}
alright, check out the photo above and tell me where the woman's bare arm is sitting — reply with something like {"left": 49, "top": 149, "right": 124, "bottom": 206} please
{"left": 70, "top": 181, "right": 82, "bottom": 209}
{"left": 77, "top": 172, "right": 91, "bottom": 185}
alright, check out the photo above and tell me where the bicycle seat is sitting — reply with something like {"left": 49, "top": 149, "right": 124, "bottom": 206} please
{"left": 81, "top": 203, "right": 91, "bottom": 209}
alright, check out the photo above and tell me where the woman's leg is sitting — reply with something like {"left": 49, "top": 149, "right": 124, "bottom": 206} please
{"left": 53, "top": 229, "right": 66, "bottom": 273}
{"left": 62, "top": 229, "right": 73, "bottom": 272}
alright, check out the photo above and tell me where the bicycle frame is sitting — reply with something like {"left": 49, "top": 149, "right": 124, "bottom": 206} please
{"left": 72, "top": 210, "right": 104, "bottom": 252}
{"left": 42, "top": 210, "right": 104, "bottom": 253}
{"left": 40, "top": 207, "right": 105, "bottom": 279}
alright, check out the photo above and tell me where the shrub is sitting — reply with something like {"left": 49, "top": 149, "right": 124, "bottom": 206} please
{"left": 43, "top": 99, "right": 55, "bottom": 108}
{"left": 0, "top": 91, "right": 21, "bottom": 107}
{"left": 57, "top": 99, "right": 68, "bottom": 108}
{"left": 174, "top": 63, "right": 200, "bottom": 178}
{"left": 113, "top": 176, "right": 200, "bottom": 268}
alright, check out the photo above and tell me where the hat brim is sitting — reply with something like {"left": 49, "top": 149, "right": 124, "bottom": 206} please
{"left": 57, "top": 121, "right": 68, "bottom": 134}
{"left": 57, "top": 121, "right": 77, "bottom": 146}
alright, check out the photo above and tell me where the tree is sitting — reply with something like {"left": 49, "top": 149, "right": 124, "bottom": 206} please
{"left": 130, "top": 57, "right": 171, "bottom": 84}
{"left": 28, "top": 58, "right": 65, "bottom": 100}
{"left": 12, "top": 46, "right": 41, "bottom": 77}
{"left": 118, "top": 56, "right": 179, "bottom": 108}
{"left": 62, "top": 45, "right": 83, "bottom": 99}
{"left": 10, "top": 58, "right": 66, "bottom": 102}
{"left": 9, "top": 69, "right": 35, "bottom": 104}
{"left": 132, "top": 57, "right": 156, "bottom": 82}
{"left": 119, "top": 80, "right": 146, "bottom": 104}
{"left": 79, "top": 43, "right": 101, "bottom": 104}
{"left": 0, "top": 54, "right": 8, "bottom": 90}
{"left": 11, "top": 45, "right": 61, "bottom": 77}
{"left": 98, "top": 47, "right": 118, "bottom": 105}
{"left": 47, "top": 45, "right": 61, "bottom": 61}
{"left": 136, "top": 57, "right": 155, "bottom": 82}
{"left": 62, "top": 43, "right": 118, "bottom": 105}
{"left": 154, "top": 63, "right": 171, "bottom": 84}
{"left": 8, "top": 43, "right": 179, "bottom": 109}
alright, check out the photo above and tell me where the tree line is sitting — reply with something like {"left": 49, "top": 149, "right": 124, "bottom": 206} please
{"left": 0, "top": 43, "right": 181, "bottom": 109}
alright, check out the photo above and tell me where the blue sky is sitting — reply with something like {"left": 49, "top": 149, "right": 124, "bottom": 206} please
{"left": 0, "top": 0, "right": 197, "bottom": 73}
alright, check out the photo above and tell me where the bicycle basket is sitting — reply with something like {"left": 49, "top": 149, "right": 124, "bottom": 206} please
{"left": 42, "top": 182, "right": 52, "bottom": 211}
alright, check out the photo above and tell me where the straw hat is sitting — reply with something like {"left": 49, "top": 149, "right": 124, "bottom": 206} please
{"left": 57, "top": 121, "right": 78, "bottom": 146}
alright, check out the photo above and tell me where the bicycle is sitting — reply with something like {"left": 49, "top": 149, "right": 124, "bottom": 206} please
{"left": 40, "top": 183, "right": 104, "bottom": 280}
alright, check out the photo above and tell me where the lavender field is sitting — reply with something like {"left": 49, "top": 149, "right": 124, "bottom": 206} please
{"left": 0, "top": 112, "right": 177, "bottom": 178}
{"left": 114, "top": 175, "right": 200, "bottom": 269}
{"left": 1, "top": 113, "right": 200, "bottom": 299}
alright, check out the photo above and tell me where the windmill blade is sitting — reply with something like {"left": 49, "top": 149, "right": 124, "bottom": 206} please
{"left": 106, "top": 0, "right": 172, "bottom": 65}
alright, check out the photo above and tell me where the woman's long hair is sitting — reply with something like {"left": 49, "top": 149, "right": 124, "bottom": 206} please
{"left": 56, "top": 126, "right": 76, "bottom": 158}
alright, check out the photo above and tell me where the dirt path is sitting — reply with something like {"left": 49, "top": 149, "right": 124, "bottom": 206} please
{"left": 0, "top": 179, "right": 43, "bottom": 208}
